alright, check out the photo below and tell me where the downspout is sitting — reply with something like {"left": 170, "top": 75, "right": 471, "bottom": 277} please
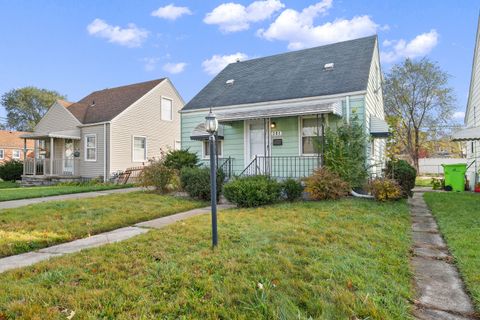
{"left": 103, "top": 123, "right": 107, "bottom": 182}
{"left": 346, "top": 96, "right": 351, "bottom": 124}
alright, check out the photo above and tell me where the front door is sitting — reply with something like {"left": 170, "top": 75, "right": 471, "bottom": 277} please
{"left": 247, "top": 119, "right": 270, "bottom": 174}
{"left": 63, "top": 139, "right": 74, "bottom": 175}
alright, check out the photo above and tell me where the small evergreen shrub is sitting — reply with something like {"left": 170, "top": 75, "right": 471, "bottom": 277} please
{"left": 139, "top": 159, "right": 176, "bottom": 193}
{"left": 281, "top": 178, "right": 303, "bottom": 202}
{"left": 0, "top": 160, "right": 23, "bottom": 181}
{"left": 386, "top": 160, "right": 416, "bottom": 197}
{"left": 304, "top": 168, "right": 350, "bottom": 200}
{"left": 369, "top": 178, "right": 402, "bottom": 201}
{"left": 223, "top": 175, "right": 281, "bottom": 207}
{"left": 164, "top": 149, "right": 199, "bottom": 171}
{"left": 180, "top": 167, "right": 224, "bottom": 201}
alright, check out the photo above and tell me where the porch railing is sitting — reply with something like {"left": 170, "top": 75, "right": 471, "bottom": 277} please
{"left": 23, "top": 158, "right": 80, "bottom": 176}
{"left": 240, "top": 155, "right": 321, "bottom": 179}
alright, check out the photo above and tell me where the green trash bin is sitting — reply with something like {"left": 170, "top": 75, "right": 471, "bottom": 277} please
{"left": 442, "top": 163, "right": 467, "bottom": 192}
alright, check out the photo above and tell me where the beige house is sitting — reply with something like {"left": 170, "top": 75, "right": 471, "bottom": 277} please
{"left": 21, "top": 78, "right": 183, "bottom": 183}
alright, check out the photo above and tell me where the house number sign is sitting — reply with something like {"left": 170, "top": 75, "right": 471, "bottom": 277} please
{"left": 271, "top": 131, "right": 282, "bottom": 137}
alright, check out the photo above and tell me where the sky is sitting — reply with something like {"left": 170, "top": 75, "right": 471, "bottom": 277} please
{"left": 0, "top": 0, "right": 479, "bottom": 125}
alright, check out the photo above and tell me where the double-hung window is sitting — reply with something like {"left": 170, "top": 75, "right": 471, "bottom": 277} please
{"left": 133, "top": 136, "right": 147, "bottom": 162}
{"left": 85, "top": 134, "right": 97, "bottom": 161}
{"left": 301, "top": 117, "right": 321, "bottom": 155}
{"left": 12, "top": 150, "right": 21, "bottom": 159}
{"left": 161, "top": 97, "right": 173, "bottom": 121}
{"left": 203, "top": 140, "right": 223, "bottom": 158}
{"left": 0, "top": 149, "right": 4, "bottom": 159}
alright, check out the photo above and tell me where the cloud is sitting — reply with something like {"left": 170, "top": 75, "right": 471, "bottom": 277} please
{"left": 151, "top": 4, "right": 192, "bottom": 20}
{"left": 258, "top": 0, "right": 380, "bottom": 50}
{"left": 453, "top": 111, "right": 465, "bottom": 120}
{"left": 204, "top": 0, "right": 284, "bottom": 33}
{"left": 381, "top": 30, "right": 439, "bottom": 63}
{"left": 142, "top": 57, "right": 160, "bottom": 72}
{"left": 87, "top": 18, "right": 148, "bottom": 47}
{"left": 202, "top": 53, "right": 249, "bottom": 75}
{"left": 162, "top": 62, "right": 187, "bottom": 74}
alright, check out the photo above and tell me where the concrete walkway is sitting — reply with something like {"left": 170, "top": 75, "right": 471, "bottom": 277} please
{"left": 410, "top": 190, "right": 477, "bottom": 320}
{"left": 0, "top": 204, "right": 234, "bottom": 273}
{"left": 0, "top": 187, "right": 143, "bottom": 210}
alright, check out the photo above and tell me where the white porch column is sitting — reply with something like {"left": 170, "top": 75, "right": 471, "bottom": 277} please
{"left": 33, "top": 140, "right": 37, "bottom": 176}
{"left": 23, "top": 138, "right": 27, "bottom": 175}
{"left": 50, "top": 137, "right": 54, "bottom": 176}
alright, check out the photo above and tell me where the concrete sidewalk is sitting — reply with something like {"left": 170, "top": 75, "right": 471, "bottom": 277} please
{"left": 0, "top": 187, "right": 143, "bottom": 210}
{"left": 0, "top": 204, "right": 234, "bottom": 273}
{"left": 410, "top": 191, "right": 476, "bottom": 320}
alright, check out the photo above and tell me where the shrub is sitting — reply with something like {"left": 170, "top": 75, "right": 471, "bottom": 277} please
{"left": 180, "top": 167, "right": 224, "bottom": 201}
{"left": 369, "top": 178, "right": 402, "bottom": 201}
{"left": 322, "top": 118, "right": 368, "bottom": 188}
{"left": 386, "top": 160, "right": 416, "bottom": 197}
{"left": 139, "top": 159, "right": 176, "bottom": 193}
{"left": 0, "top": 160, "right": 23, "bottom": 181}
{"left": 281, "top": 178, "right": 303, "bottom": 202}
{"left": 164, "top": 149, "right": 199, "bottom": 171}
{"left": 304, "top": 168, "right": 350, "bottom": 200}
{"left": 431, "top": 178, "right": 444, "bottom": 190}
{"left": 223, "top": 175, "right": 281, "bottom": 207}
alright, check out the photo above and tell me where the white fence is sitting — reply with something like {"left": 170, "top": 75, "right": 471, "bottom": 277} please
{"left": 418, "top": 158, "right": 467, "bottom": 175}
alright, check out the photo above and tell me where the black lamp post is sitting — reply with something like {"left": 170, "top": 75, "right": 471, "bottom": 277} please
{"left": 205, "top": 109, "right": 219, "bottom": 248}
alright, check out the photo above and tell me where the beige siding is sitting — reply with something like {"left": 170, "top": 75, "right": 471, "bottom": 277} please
{"left": 364, "top": 38, "right": 387, "bottom": 176}
{"left": 109, "top": 79, "right": 183, "bottom": 173}
{"left": 79, "top": 124, "right": 106, "bottom": 178}
{"left": 34, "top": 102, "right": 80, "bottom": 133}
{"left": 466, "top": 19, "right": 480, "bottom": 188}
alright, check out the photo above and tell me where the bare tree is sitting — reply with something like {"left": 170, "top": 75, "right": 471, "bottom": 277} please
{"left": 384, "top": 58, "right": 455, "bottom": 171}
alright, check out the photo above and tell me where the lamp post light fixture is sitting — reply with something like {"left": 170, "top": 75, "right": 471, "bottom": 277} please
{"left": 205, "top": 108, "right": 219, "bottom": 248}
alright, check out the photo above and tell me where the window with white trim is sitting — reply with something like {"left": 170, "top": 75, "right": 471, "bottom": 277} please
{"left": 12, "top": 149, "right": 21, "bottom": 159}
{"left": 0, "top": 149, "right": 4, "bottom": 159}
{"left": 203, "top": 140, "right": 223, "bottom": 158}
{"left": 301, "top": 117, "right": 321, "bottom": 155}
{"left": 161, "top": 97, "right": 173, "bottom": 121}
{"left": 133, "top": 136, "right": 147, "bottom": 162}
{"left": 85, "top": 134, "right": 97, "bottom": 161}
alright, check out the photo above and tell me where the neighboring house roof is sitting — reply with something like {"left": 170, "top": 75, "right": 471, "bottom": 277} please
{"left": 0, "top": 130, "right": 34, "bottom": 148}
{"left": 66, "top": 78, "right": 165, "bottom": 124}
{"left": 183, "top": 36, "right": 376, "bottom": 111}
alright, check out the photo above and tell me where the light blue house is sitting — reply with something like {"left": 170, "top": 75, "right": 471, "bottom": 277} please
{"left": 180, "top": 36, "right": 389, "bottom": 179}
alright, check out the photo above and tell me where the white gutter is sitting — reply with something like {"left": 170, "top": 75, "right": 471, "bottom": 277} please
{"left": 78, "top": 121, "right": 111, "bottom": 127}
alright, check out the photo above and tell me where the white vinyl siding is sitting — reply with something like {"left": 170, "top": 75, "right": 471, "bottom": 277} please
{"left": 84, "top": 134, "right": 97, "bottom": 161}
{"left": 80, "top": 125, "right": 106, "bottom": 178}
{"left": 109, "top": 79, "right": 183, "bottom": 173}
{"left": 161, "top": 97, "right": 173, "bottom": 121}
{"left": 34, "top": 102, "right": 81, "bottom": 133}
{"left": 133, "top": 136, "right": 147, "bottom": 162}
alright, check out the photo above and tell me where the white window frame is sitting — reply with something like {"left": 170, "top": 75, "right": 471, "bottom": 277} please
{"left": 12, "top": 149, "right": 21, "bottom": 159}
{"left": 299, "top": 116, "right": 323, "bottom": 156}
{"left": 202, "top": 140, "right": 223, "bottom": 159}
{"left": 132, "top": 135, "right": 147, "bottom": 162}
{"left": 161, "top": 96, "right": 173, "bottom": 122}
{"left": 84, "top": 134, "right": 97, "bottom": 162}
{"left": 0, "top": 149, "right": 4, "bottom": 159}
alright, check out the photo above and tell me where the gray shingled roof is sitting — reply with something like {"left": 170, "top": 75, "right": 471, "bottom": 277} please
{"left": 67, "top": 79, "right": 165, "bottom": 124}
{"left": 183, "top": 36, "right": 376, "bottom": 111}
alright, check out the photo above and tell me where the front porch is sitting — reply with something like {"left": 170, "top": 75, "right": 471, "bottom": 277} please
{"left": 20, "top": 130, "right": 82, "bottom": 183}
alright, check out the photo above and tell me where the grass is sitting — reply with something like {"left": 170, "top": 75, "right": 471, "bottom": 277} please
{"left": 0, "top": 192, "right": 206, "bottom": 258}
{"left": 0, "top": 183, "right": 132, "bottom": 202}
{"left": 415, "top": 177, "right": 433, "bottom": 187}
{"left": 0, "top": 180, "right": 19, "bottom": 189}
{"left": 424, "top": 192, "right": 480, "bottom": 311}
{"left": 0, "top": 199, "right": 413, "bottom": 319}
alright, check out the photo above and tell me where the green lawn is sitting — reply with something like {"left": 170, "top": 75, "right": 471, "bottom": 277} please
{"left": 0, "top": 184, "right": 132, "bottom": 202}
{"left": 0, "top": 180, "right": 19, "bottom": 189}
{"left": 424, "top": 192, "right": 480, "bottom": 311}
{"left": 0, "top": 199, "right": 413, "bottom": 319}
{"left": 0, "top": 192, "right": 206, "bottom": 258}
{"left": 415, "top": 177, "right": 433, "bottom": 187}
